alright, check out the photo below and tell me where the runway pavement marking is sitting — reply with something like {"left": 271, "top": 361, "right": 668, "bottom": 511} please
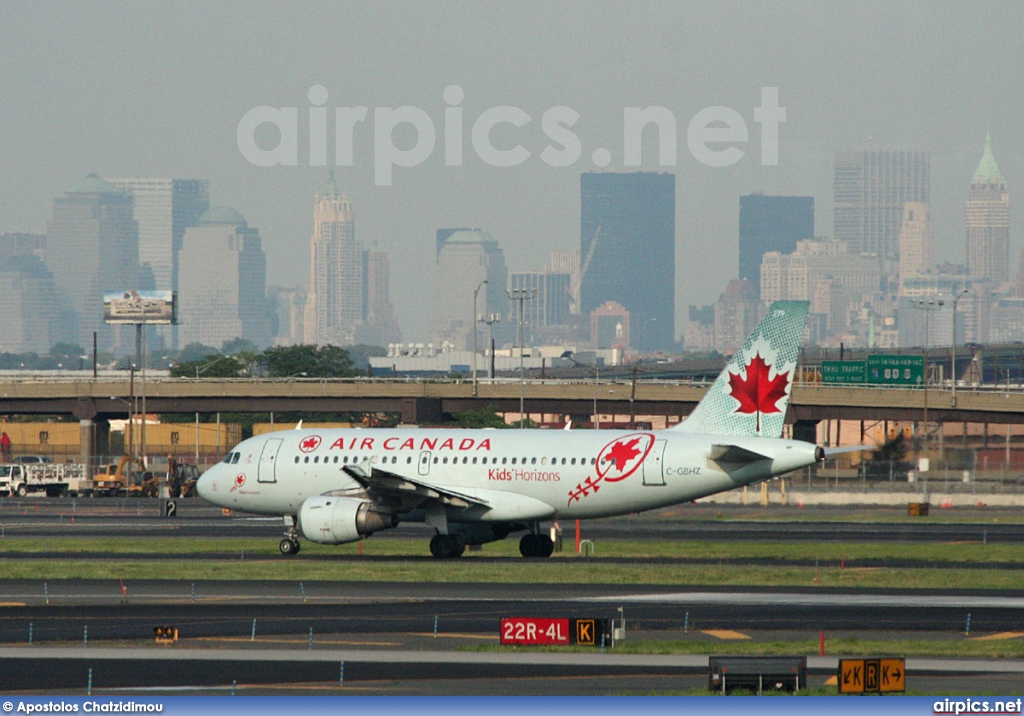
{"left": 970, "top": 632, "right": 1024, "bottom": 641}
{"left": 410, "top": 632, "right": 499, "bottom": 640}
{"left": 0, "top": 602, "right": 25, "bottom": 606}
{"left": 702, "top": 630, "right": 751, "bottom": 640}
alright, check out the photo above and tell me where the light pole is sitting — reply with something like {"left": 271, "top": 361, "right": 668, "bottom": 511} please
{"left": 951, "top": 289, "right": 969, "bottom": 408}
{"left": 507, "top": 288, "right": 537, "bottom": 428}
{"left": 481, "top": 313, "right": 501, "bottom": 379}
{"left": 472, "top": 280, "right": 488, "bottom": 397}
{"left": 912, "top": 298, "right": 944, "bottom": 457}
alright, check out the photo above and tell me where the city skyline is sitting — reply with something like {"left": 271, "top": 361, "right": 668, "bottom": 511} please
{"left": 2, "top": 4, "right": 1023, "bottom": 344}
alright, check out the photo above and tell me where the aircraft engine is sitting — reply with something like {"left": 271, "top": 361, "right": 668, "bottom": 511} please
{"left": 299, "top": 495, "right": 397, "bottom": 544}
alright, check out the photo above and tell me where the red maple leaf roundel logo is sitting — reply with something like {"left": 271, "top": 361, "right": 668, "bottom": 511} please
{"left": 727, "top": 352, "right": 791, "bottom": 419}
{"left": 299, "top": 435, "right": 322, "bottom": 453}
{"left": 234, "top": 474, "right": 246, "bottom": 487}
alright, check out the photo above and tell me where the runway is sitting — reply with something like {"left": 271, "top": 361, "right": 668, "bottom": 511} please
{"left": 0, "top": 500, "right": 1022, "bottom": 694}
{"left": 2, "top": 498, "right": 1024, "bottom": 544}
{"left": 0, "top": 580, "right": 1021, "bottom": 640}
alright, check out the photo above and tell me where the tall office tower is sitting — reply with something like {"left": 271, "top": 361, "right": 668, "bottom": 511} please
{"left": 580, "top": 172, "right": 675, "bottom": 349}
{"left": 46, "top": 174, "right": 139, "bottom": 350}
{"left": 268, "top": 286, "right": 306, "bottom": 346}
{"left": 713, "top": 279, "right": 759, "bottom": 355}
{"left": 966, "top": 133, "right": 1010, "bottom": 285}
{"left": 107, "top": 178, "right": 209, "bottom": 293}
{"left": 432, "top": 229, "right": 507, "bottom": 350}
{"left": 897, "top": 202, "right": 935, "bottom": 285}
{"left": 0, "top": 233, "right": 46, "bottom": 258}
{"left": 546, "top": 250, "right": 581, "bottom": 314}
{"left": 304, "top": 175, "right": 363, "bottom": 345}
{"left": 178, "top": 207, "right": 273, "bottom": 349}
{"left": 0, "top": 235, "right": 71, "bottom": 353}
{"left": 508, "top": 271, "right": 572, "bottom": 344}
{"left": 363, "top": 250, "right": 402, "bottom": 346}
{"left": 738, "top": 194, "right": 814, "bottom": 292}
{"left": 108, "top": 178, "right": 209, "bottom": 349}
{"left": 833, "top": 150, "right": 930, "bottom": 273}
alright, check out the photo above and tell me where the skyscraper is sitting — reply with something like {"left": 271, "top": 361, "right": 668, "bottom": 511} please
{"left": 738, "top": 194, "right": 814, "bottom": 292}
{"left": 107, "top": 178, "right": 209, "bottom": 349}
{"left": 546, "top": 250, "right": 581, "bottom": 314}
{"left": 363, "top": 250, "right": 402, "bottom": 346}
{"left": 178, "top": 207, "right": 273, "bottom": 349}
{"left": 966, "top": 133, "right": 1010, "bottom": 285}
{"left": 45, "top": 174, "right": 139, "bottom": 350}
{"left": 834, "top": 150, "right": 930, "bottom": 271}
{"left": 897, "top": 202, "right": 935, "bottom": 285}
{"left": 432, "top": 229, "right": 507, "bottom": 349}
{"left": 508, "top": 271, "right": 572, "bottom": 343}
{"left": 580, "top": 172, "right": 675, "bottom": 349}
{"left": 304, "top": 175, "right": 363, "bottom": 345}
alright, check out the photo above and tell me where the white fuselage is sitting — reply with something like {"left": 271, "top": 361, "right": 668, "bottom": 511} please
{"left": 196, "top": 427, "right": 819, "bottom": 524}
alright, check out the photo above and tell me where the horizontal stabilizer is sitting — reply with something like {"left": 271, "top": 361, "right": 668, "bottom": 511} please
{"left": 709, "top": 444, "right": 771, "bottom": 464}
{"left": 823, "top": 444, "right": 877, "bottom": 457}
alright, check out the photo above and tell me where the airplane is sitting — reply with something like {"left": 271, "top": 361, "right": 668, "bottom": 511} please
{"left": 197, "top": 300, "right": 833, "bottom": 559}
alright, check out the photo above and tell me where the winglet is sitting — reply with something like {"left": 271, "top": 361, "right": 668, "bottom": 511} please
{"left": 672, "top": 301, "right": 809, "bottom": 438}
{"left": 564, "top": 420, "right": 572, "bottom": 431}
{"left": 295, "top": 420, "right": 303, "bottom": 430}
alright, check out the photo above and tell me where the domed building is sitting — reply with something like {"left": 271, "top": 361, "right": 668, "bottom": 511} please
{"left": 177, "top": 207, "right": 274, "bottom": 349}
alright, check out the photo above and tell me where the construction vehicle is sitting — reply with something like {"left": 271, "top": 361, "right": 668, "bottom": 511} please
{"left": 92, "top": 455, "right": 149, "bottom": 497}
{"left": 167, "top": 456, "right": 200, "bottom": 498}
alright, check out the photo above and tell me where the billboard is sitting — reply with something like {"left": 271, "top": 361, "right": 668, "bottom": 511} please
{"left": 103, "top": 290, "right": 176, "bottom": 325}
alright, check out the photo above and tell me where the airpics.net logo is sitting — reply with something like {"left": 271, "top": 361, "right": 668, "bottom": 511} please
{"left": 236, "top": 85, "right": 786, "bottom": 185}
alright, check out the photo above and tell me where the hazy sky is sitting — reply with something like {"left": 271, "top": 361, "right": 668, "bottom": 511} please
{"left": 2, "top": 1, "right": 1022, "bottom": 342}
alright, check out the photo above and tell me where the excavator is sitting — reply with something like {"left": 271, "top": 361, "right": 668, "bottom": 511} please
{"left": 93, "top": 456, "right": 157, "bottom": 497}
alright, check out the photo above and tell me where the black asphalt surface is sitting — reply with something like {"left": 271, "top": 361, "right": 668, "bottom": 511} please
{"left": 2, "top": 498, "right": 1024, "bottom": 543}
{"left": 0, "top": 499, "right": 1022, "bottom": 695}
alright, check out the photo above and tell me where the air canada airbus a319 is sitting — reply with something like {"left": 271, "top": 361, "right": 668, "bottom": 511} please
{"left": 197, "top": 301, "right": 837, "bottom": 559}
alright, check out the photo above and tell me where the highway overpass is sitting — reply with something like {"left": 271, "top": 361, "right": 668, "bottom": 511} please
{"left": 0, "top": 377, "right": 1022, "bottom": 426}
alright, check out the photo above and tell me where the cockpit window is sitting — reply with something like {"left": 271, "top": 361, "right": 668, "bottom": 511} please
{"left": 231, "top": 453, "right": 240, "bottom": 464}
{"left": 222, "top": 452, "right": 234, "bottom": 464}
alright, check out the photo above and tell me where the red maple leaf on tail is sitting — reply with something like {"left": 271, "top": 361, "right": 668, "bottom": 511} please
{"left": 727, "top": 352, "right": 791, "bottom": 432}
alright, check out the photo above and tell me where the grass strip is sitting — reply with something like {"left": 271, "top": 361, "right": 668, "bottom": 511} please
{"left": 464, "top": 637, "right": 1024, "bottom": 659}
{"left": 0, "top": 536, "right": 1022, "bottom": 564}
{"left": 2, "top": 558, "right": 1023, "bottom": 590}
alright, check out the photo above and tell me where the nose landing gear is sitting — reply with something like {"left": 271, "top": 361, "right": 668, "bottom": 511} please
{"left": 280, "top": 517, "right": 301, "bottom": 555}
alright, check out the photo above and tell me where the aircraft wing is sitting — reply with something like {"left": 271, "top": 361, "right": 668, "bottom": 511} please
{"left": 709, "top": 444, "right": 772, "bottom": 465}
{"left": 342, "top": 463, "right": 490, "bottom": 510}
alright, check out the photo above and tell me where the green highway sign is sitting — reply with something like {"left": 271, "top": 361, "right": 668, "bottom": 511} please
{"left": 866, "top": 354, "right": 924, "bottom": 385}
{"left": 821, "top": 361, "right": 866, "bottom": 384}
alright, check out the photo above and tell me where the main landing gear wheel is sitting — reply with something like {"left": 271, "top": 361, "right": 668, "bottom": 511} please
{"left": 279, "top": 538, "right": 301, "bottom": 555}
{"left": 519, "top": 533, "right": 554, "bottom": 558}
{"left": 429, "top": 534, "right": 465, "bottom": 559}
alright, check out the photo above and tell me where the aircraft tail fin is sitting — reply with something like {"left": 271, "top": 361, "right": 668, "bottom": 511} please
{"left": 672, "top": 301, "right": 809, "bottom": 438}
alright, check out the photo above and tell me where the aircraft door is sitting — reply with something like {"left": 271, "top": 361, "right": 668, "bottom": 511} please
{"left": 418, "top": 451, "right": 432, "bottom": 476}
{"left": 258, "top": 438, "right": 283, "bottom": 483}
{"left": 642, "top": 439, "right": 666, "bottom": 486}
